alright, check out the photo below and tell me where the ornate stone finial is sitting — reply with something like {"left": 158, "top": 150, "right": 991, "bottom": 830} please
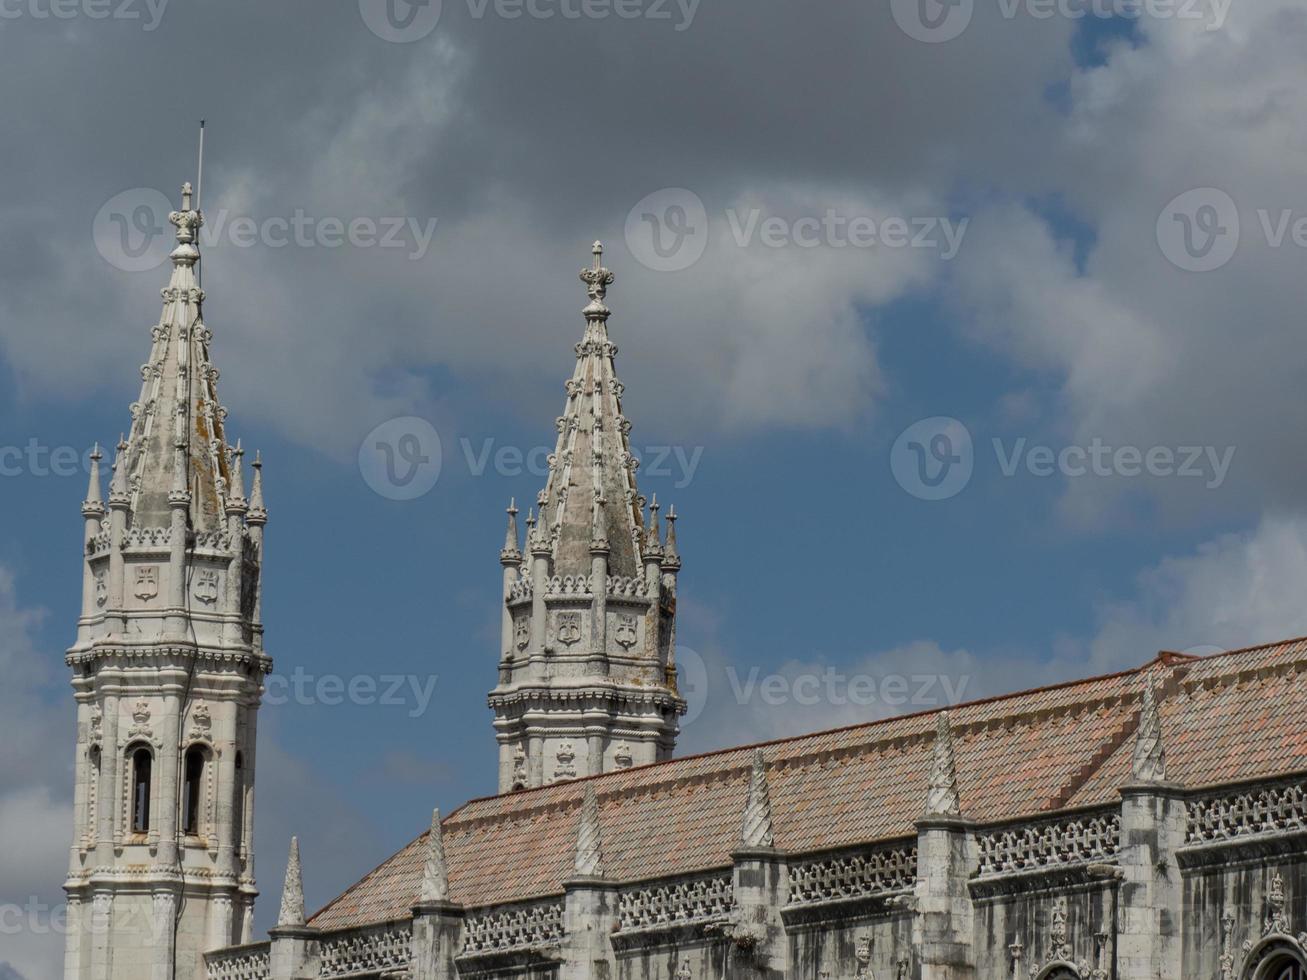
{"left": 739, "top": 749, "right": 775, "bottom": 849}
{"left": 109, "top": 434, "right": 131, "bottom": 505}
{"left": 247, "top": 451, "right": 268, "bottom": 524}
{"left": 501, "top": 498, "right": 522, "bottom": 564}
{"left": 644, "top": 495, "right": 664, "bottom": 557}
{"left": 169, "top": 182, "right": 204, "bottom": 263}
{"left": 573, "top": 783, "right": 605, "bottom": 878}
{"left": 82, "top": 443, "right": 106, "bottom": 516}
{"left": 420, "top": 808, "right": 450, "bottom": 903}
{"left": 1265, "top": 872, "right": 1291, "bottom": 935}
{"left": 662, "top": 504, "right": 681, "bottom": 570}
{"left": 1219, "top": 909, "right": 1237, "bottom": 980}
{"left": 580, "top": 241, "right": 615, "bottom": 320}
{"left": 226, "top": 441, "right": 247, "bottom": 509}
{"left": 590, "top": 494, "right": 610, "bottom": 553}
{"left": 924, "top": 711, "right": 962, "bottom": 818}
{"left": 1131, "top": 675, "right": 1168, "bottom": 783}
{"left": 277, "top": 837, "right": 306, "bottom": 927}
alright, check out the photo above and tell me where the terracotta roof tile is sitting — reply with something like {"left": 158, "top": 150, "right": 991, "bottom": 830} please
{"left": 308, "top": 638, "right": 1307, "bottom": 932}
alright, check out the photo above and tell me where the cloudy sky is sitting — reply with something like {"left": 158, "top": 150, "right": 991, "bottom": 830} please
{"left": 4, "top": 0, "right": 1307, "bottom": 975}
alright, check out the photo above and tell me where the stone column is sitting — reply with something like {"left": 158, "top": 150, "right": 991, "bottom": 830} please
{"left": 1116, "top": 783, "right": 1185, "bottom": 979}
{"left": 914, "top": 815, "right": 977, "bottom": 980}
{"left": 268, "top": 924, "right": 319, "bottom": 980}
{"left": 560, "top": 876, "right": 619, "bottom": 980}
{"left": 411, "top": 901, "right": 464, "bottom": 980}
{"left": 730, "top": 847, "right": 789, "bottom": 979}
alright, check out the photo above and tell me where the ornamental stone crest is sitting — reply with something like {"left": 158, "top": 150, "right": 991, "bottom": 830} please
{"left": 512, "top": 748, "right": 528, "bottom": 788}
{"left": 189, "top": 702, "right": 213, "bottom": 742}
{"left": 1265, "top": 872, "right": 1291, "bottom": 936}
{"left": 854, "top": 935, "right": 874, "bottom": 980}
{"left": 194, "top": 568, "right": 220, "bottom": 605}
{"left": 133, "top": 565, "right": 159, "bottom": 601}
{"left": 89, "top": 707, "right": 103, "bottom": 743}
{"left": 94, "top": 570, "right": 107, "bottom": 607}
{"left": 515, "top": 617, "right": 530, "bottom": 651}
{"left": 614, "top": 744, "right": 633, "bottom": 769}
{"left": 558, "top": 611, "right": 583, "bottom": 646}
{"left": 554, "top": 743, "right": 577, "bottom": 780}
{"left": 615, "top": 615, "right": 638, "bottom": 650}
{"left": 125, "top": 699, "right": 155, "bottom": 743}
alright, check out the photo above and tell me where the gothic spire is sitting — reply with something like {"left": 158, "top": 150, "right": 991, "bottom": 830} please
{"left": 248, "top": 451, "right": 267, "bottom": 524}
{"left": 924, "top": 711, "right": 962, "bottom": 818}
{"left": 1131, "top": 675, "right": 1168, "bottom": 783}
{"left": 82, "top": 444, "right": 105, "bottom": 517}
{"left": 739, "top": 749, "right": 775, "bottom": 849}
{"left": 573, "top": 783, "right": 605, "bottom": 878}
{"left": 526, "top": 241, "right": 653, "bottom": 579}
{"left": 420, "top": 809, "right": 450, "bottom": 903}
{"left": 113, "top": 182, "right": 239, "bottom": 532}
{"left": 277, "top": 837, "right": 306, "bottom": 927}
{"left": 662, "top": 505, "right": 681, "bottom": 570}
{"left": 500, "top": 499, "right": 522, "bottom": 565}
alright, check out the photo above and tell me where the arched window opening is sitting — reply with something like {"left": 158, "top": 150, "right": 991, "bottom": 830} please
{"left": 130, "top": 748, "right": 152, "bottom": 834}
{"left": 1260, "top": 955, "right": 1307, "bottom": 980}
{"left": 182, "top": 746, "right": 206, "bottom": 836}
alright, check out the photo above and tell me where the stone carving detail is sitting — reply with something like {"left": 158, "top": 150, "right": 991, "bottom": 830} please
{"left": 787, "top": 842, "right": 918, "bottom": 906}
{"left": 554, "top": 743, "right": 577, "bottom": 780}
{"left": 194, "top": 529, "right": 233, "bottom": 552}
{"left": 1186, "top": 779, "right": 1307, "bottom": 844}
{"left": 509, "top": 574, "right": 533, "bottom": 602}
{"left": 617, "top": 873, "right": 737, "bottom": 931}
{"left": 615, "top": 615, "right": 638, "bottom": 649}
{"left": 514, "top": 617, "right": 530, "bottom": 651}
{"left": 94, "top": 570, "right": 108, "bottom": 607}
{"left": 88, "top": 707, "right": 103, "bottom": 743}
{"left": 126, "top": 699, "right": 154, "bottom": 742}
{"left": 606, "top": 575, "right": 647, "bottom": 598}
{"left": 1017, "top": 897, "right": 1112, "bottom": 980}
{"left": 925, "top": 712, "right": 961, "bottom": 817}
{"left": 318, "top": 922, "right": 412, "bottom": 978}
{"left": 512, "top": 747, "right": 528, "bottom": 787}
{"left": 205, "top": 944, "right": 271, "bottom": 980}
{"left": 1131, "top": 677, "right": 1167, "bottom": 783}
{"left": 614, "top": 744, "right": 633, "bottom": 769}
{"left": 124, "top": 527, "right": 172, "bottom": 550}
{"left": 975, "top": 810, "right": 1121, "bottom": 876}
{"left": 855, "top": 935, "right": 874, "bottom": 980}
{"left": 462, "top": 900, "right": 564, "bottom": 954}
{"left": 189, "top": 702, "right": 213, "bottom": 742}
{"left": 557, "top": 611, "right": 583, "bottom": 646}
{"left": 1220, "top": 909, "right": 1237, "bottom": 980}
{"left": 547, "top": 575, "right": 592, "bottom": 597}
{"left": 1265, "top": 872, "right": 1291, "bottom": 936}
{"left": 133, "top": 565, "right": 159, "bottom": 601}
{"left": 674, "top": 964, "right": 692, "bottom": 980}
{"left": 194, "top": 568, "right": 220, "bottom": 605}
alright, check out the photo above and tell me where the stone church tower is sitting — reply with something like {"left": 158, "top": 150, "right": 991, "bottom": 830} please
{"left": 488, "top": 243, "right": 686, "bottom": 792}
{"left": 63, "top": 183, "right": 270, "bottom": 980}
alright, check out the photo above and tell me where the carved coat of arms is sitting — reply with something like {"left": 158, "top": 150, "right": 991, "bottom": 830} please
{"left": 194, "top": 569, "right": 220, "bottom": 605}
{"left": 558, "top": 612, "right": 583, "bottom": 646}
{"left": 134, "top": 565, "right": 159, "bottom": 601}
{"left": 615, "top": 615, "right": 638, "bottom": 649}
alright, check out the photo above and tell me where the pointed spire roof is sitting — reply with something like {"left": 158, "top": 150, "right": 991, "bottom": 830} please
{"left": 662, "top": 505, "right": 681, "bottom": 569}
{"left": 739, "top": 748, "right": 775, "bottom": 848}
{"left": 500, "top": 499, "right": 522, "bottom": 565}
{"left": 277, "top": 837, "right": 306, "bottom": 927}
{"left": 82, "top": 444, "right": 105, "bottom": 517}
{"left": 247, "top": 451, "right": 267, "bottom": 524}
{"left": 420, "top": 809, "right": 450, "bottom": 903}
{"left": 924, "top": 711, "right": 962, "bottom": 817}
{"left": 528, "top": 242, "right": 653, "bottom": 579}
{"left": 572, "top": 783, "right": 605, "bottom": 878}
{"left": 1131, "top": 675, "right": 1168, "bottom": 782}
{"left": 113, "top": 182, "right": 240, "bottom": 532}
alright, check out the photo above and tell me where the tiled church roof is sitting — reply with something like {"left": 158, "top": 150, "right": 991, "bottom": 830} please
{"left": 308, "top": 638, "right": 1307, "bottom": 931}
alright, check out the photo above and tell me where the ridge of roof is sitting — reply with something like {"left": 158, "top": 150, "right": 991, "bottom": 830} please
{"left": 307, "top": 635, "right": 1307, "bottom": 929}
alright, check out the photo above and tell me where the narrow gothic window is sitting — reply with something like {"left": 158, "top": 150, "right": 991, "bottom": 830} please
{"left": 233, "top": 752, "right": 245, "bottom": 853}
{"left": 182, "top": 746, "right": 205, "bottom": 835}
{"left": 87, "top": 746, "right": 101, "bottom": 828}
{"left": 130, "top": 748, "right": 152, "bottom": 833}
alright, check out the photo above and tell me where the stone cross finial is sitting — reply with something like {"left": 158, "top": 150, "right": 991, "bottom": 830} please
{"left": 1131, "top": 675, "right": 1167, "bottom": 783}
{"left": 924, "top": 711, "right": 962, "bottom": 817}
{"left": 277, "top": 837, "right": 306, "bottom": 927}
{"left": 739, "top": 748, "right": 775, "bottom": 848}
{"left": 420, "top": 808, "right": 450, "bottom": 903}
{"left": 573, "top": 783, "right": 604, "bottom": 878}
{"left": 580, "top": 241, "right": 615, "bottom": 318}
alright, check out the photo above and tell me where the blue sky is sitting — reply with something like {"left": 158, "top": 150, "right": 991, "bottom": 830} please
{"left": 4, "top": 1, "right": 1307, "bottom": 977}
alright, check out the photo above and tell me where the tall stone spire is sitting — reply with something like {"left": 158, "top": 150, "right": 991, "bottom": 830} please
{"left": 739, "top": 749, "right": 775, "bottom": 849}
{"left": 1131, "top": 676, "right": 1168, "bottom": 783}
{"left": 420, "top": 809, "right": 451, "bottom": 903}
{"left": 64, "top": 181, "right": 270, "bottom": 980}
{"left": 278, "top": 837, "right": 306, "bottom": 928}
{"left": 573, "top": 784, "right": 605, "bottom": 879}
{"left": 489, "top": 243, "right": 685, "bottom": 793}
{"left": 924, "top": 711, "right": 963, "bottom": 818}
